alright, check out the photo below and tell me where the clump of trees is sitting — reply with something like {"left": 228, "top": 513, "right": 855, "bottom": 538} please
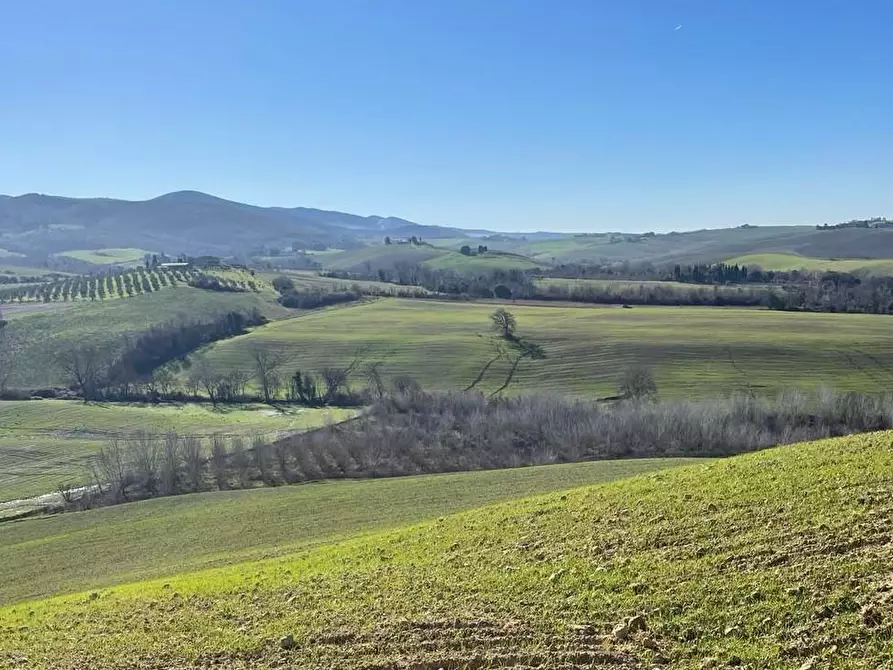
{"left": 54, "top": 311, "right": 265, "bottom": 402}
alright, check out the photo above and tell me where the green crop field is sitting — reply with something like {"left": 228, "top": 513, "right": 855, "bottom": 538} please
{"left": 258, "top": 270, "right": 434, "bottom": 296}
{"left": 536, "top": 277, "right": 701, "bottom": 290}
{"left": 58, "top": 247, "right": 155, "bottom": 265}
{"left": 0, "top": 265, "right": 70, "bottom": 278}
{"left": 424, "top": 249, "right": 543, "bottom": 271}
{"left": 3, "top": 431, "right": 890, "bottom": 668}
{"left": 727, "top": 252, "right": 893, "bottom": 275}
{"left": 0, "top": 401, "right": 355, "bottom": 504}
{"left": 196, "top": 298, "right": 893, "bottom": 399}
{"left": 0, "top": 457, "right": 692, "bottom": 604}
{"left": 3, "top": 284, "right": 290, "bottom": 389}
{"left": 314, "top": 243, "right": 544, "bottom": 272}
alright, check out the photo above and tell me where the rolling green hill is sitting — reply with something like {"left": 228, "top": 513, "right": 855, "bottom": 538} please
{"left": 3, "top": 284, "right": 290, "bottom": 389}
{"left": 0, "top": 457, "right": 691, "bottom": 604}
{"left": 3, "top": 431, "right": 890, "bottom": 668}
{"left": 0, "top": 401, "right": 355, "bottom": 504}
{"left": 316, "top": 243, "right": 544, "bottom": 272}
{"left": 195, "top": 298, "right": 893, "bottom": 399}
{"left": 481, "top": 226, "right": 893, "bottom": 266}
{"left": 727, "top": 252, "right": 893, "bottom": 275}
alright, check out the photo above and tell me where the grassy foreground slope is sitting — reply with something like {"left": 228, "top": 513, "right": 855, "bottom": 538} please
{"left": 200, "top": 298, "right": 893, "bottom": 398}
{"left": 0, "top": 458, "right": 690, "bottom": 604}
{"left": 3, "top": 432, "right": 892, "bottom": 668}
{"left": 0, "top": 401, "right": 355, "bottom": 503}
{"left": 727, "top": 252, "right": 893, "bottom": 275}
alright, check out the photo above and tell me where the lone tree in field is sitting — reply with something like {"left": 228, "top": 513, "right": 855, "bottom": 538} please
{"left": 468, "top": 309, "right": 546, "bottom": 395}
{"left": 618, "top": 365, "right": 658, "bottom": 401}
{"left": 490, "top": 308, "right": 517, "bottom": 340}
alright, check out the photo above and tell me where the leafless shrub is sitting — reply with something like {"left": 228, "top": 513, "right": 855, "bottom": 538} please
{"left": 56, "top": 482, "right": 75, "bottom": 504}
{"left": 229, "top": 437, "right": 252, "bottom": 488}
{"left": 209, "top": 435, "right": 229, "bottom": 490}
{"left": 159, "top": 432, "right": 181, "bottom": 496}
{"left": 181, "top": 436, "right": 204, "bottom": 492}
{"left": 130, "top": 431, "right": 161, "bottom": 495}
{"left": 618, "top": 365, "right": 658, "bottom": 400}
{"left": 253, "top": 434, "right": 273, "bottom": 485}
{"left": 95, "top": 439, "right": 132, "bottom": 502}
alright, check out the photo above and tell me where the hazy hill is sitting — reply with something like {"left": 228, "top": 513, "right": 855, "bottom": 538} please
{"left": 4, "top": 190, "right": 893, "bottom": 266}
{"left": 0, "top": 191, "right": 473, "bottom": 258}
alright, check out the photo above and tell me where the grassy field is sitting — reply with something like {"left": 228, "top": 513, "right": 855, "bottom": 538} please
{"left": 495, "top": 226, "right": 893, "bottom": 265}
{"left": 423, "top": 249, "right": 544, "bottom": 271}
{"left": 0, "top": 401, "right": 355, "bottom": 503}
{"left": 258, "top": 270, "right": 434, "bottom": 296}
{"left": 3, "top": 284, "right": 289, "bottom": 388}
{"left": 58, "top": 247, "right": 155, "bottom": 265}
{"left": 196, "top": 298, "right": 893, "bottom": 399}
{"left": 0, "top": 265, "right": 69, "bottom": 278}
{"left": 0, "top": 457, "right": 693, "bottom": 604}
{"left": 3, "top": 431, "right": 891, "bottom": 667}
{"left": 316, "top": 244, "right": 544, "bottom": 272}
{"left": 727, "top": 252, "right": 893, "bottom": 275}
{"left": 536, "top": 277, "right": 701, "bottom": 290}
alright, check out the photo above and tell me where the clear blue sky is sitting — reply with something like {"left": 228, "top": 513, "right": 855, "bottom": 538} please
{"left": 2, "top": 1, "right": 891, "bottom": 232}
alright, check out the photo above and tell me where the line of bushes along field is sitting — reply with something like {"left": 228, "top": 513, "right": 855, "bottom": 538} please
{"left": 61, "top": 387, "right": 893, "bottom": 512}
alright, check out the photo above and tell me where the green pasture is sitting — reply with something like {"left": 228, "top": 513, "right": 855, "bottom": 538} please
{"left": 727, "top": 252, "right": 893, "bottom": 275}
{"left": 58, "top": 248, "right": 155, "bottom": 265}
{"left": 196, "top": 298, "right": 893, "bottom": 399}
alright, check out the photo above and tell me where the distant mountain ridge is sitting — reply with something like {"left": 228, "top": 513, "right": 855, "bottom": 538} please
{"left": 0, "top": 190, "right": 480, "bottom": 257}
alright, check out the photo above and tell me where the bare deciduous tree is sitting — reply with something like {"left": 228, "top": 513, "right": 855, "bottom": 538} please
{"left": 251, "top": 347, "right": 288, "bottom": 404}
{"left": 181, "top": 436, "right": 204, "bottom": 492}
{"left": 0, "top": 314, "right": 18, "bottom": 394}
{"left": 209, "top": 435, "right": 229, "bottom": 490}
{"left": 130, "top": 431, "right": 161, "bottom": 495}
{"left": 618, "top": 365, "right": 658, "bottom": 400}
{"left": 230, "top": 437, "right": 251, "bottom": 488}
{"left": 190, "top": 357, "right": 222, "bottom": 407}
{"left": 159, "top": 432, "right": 181, "bottom": 496}
{"left": 253, "top": 434, "right": 273, "bottom": 485}
{"left": 57, "top": 345, "right": 106, "bottom": 401}
{"left": 95, "top": 439, "right": 131, "bottom": 501}
{"left": 364, "top": 361, "right": 386, "bottom": 399}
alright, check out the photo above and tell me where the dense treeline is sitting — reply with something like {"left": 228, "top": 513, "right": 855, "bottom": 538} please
{"left": 326, "top": 262, "right": 893, "bottom": 315}
{"left": 271, "top": 276, "right": 363, "bottom": 309}
{"left": 186, "top": 274, "right": 255, "bottom": 292}
{"left": 52, "top": 311, "right": 267, "bottom": 402}
{"left": 535, "top": 281, "right": 771, "bottom": 308}
{"left": 60, "top": 387, "right": 893, "bottom": 511}
{"left": 548, "top": 261, "right": 796, "bottom": 286}
{"left": 106, "top": 311, "right": 266, "bottom": 395}
{"left": 278, "top": 290, "right": 360, "bottom": 309}
{"left": 322, "top": 266, "right": 534, "bottom": 300}
{"left": 817, "top": 218, "right": 893, "bottom": 230}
